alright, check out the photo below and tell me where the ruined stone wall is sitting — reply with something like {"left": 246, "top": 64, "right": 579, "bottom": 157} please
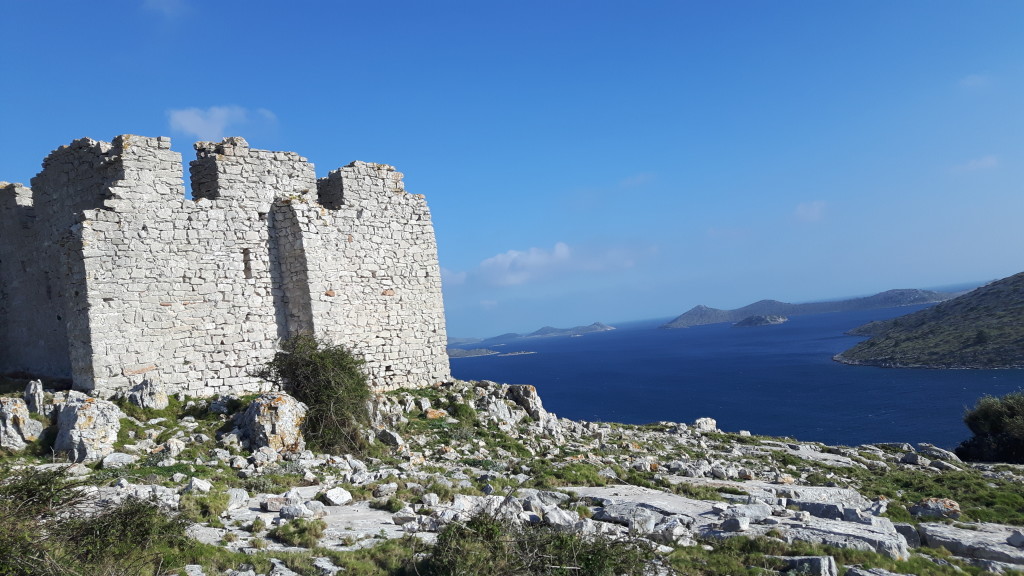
{"left": 0, "top": 135, "right": 450, "bottom": 397}
{"left": 0, "top": 138, "right": 123, "bottom": 381}
{"left": 302, "top": 162, "right": 450, "bottom": 391}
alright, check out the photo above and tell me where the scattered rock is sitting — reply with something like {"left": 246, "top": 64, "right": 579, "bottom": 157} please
{"left": 0, "top": 397, "right": 43, "bottom": 451}
{"left": 237, "top": 393, "right": 307, "bottom": 453}
{"left": 769, "top": 555, "right": 838, "bottom": 576}
{"left": 376, "top": 429, "right": 404, "bottom": 447}
{"left": 909, "top": 498, "right": 961, "bottom": 519}
{"left": 323, "top": 487, "right": 353, "bottom": 506}
{"left": 23, "top": 380, "right": 45, "bottom": 415}
{"left": 54, "top": 393, "right": 122, "bottom": 462}
{"left": 693, "top": 417, "right": 718, "bottom": 432}
{"left": 101, "top": 452, "right": 139, "bottom": 469}
{"left": 126, "top": 378, "right": 169, "bottom": 410}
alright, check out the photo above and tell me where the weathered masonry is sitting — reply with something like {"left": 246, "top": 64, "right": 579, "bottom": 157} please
{"left": 0, "top": 135, "right": 451, "bottom": 397}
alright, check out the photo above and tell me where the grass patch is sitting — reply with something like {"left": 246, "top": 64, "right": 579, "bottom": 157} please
{"left": 268, "top": 518, "right": 327, "bottom": 548}
{"left": 426, "top": 514, "right": 656, "bottom": 575}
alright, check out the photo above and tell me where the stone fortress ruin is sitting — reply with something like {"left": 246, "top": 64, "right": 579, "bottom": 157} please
{"left": 0, "top": 135, "right": 451, "bottom": 398}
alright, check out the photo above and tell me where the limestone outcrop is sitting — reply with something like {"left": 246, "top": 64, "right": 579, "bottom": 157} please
{"left": 0, "top": 397, "right": 43, "bottom": 451}
{"left": 235, "top": 393, "right": 307, "bottom": 454}
{"left": 53, "top": 392, "right": 122, "bottom": 462}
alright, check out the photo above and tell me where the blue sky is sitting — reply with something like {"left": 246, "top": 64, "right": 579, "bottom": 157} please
{"left": 2, "top": 1, "right": 1022, "bottom": 337}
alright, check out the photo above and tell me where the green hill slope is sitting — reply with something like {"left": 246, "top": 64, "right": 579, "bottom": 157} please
{"left": 836, "top": 272, "right": 1024, "bottom": 368}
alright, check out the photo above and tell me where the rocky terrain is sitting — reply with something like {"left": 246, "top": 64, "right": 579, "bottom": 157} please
{"left": 662, "top": 289, "right": 958, "bottom": 329}
{"left": 3, "top": 378, "right": 1024, "bottom": 575}
{"left": 837, "top": 272, "right": 1024, "bottom": 369}
{"left": 734, "top": 315, "right": 788, "bottom": 327}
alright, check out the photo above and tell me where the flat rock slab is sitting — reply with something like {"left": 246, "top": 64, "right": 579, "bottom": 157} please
{"left": 218, "top": 491, "right": 423, "bottom": 551}
{"left": 919, "top": 522, "right": 1024, "bottom": 566}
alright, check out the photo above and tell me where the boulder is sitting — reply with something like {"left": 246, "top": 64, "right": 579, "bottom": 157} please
{"left": 376, "top": 429, "right": 404, "bottom": 447}
{"left": 0, "top": 397, "right": 44, "bottom": 451}
{"left": 506, "top": 384, "right": 548, "bottom": 421}
{"left": 226, "top": 488, "right": 250, "bottom": 510}
{"left": 909, "top": 498, "right": 961, "bottom": 520}
{"left": 768, "top": 555, "right": 838, "bottom": 576}
{"left": 23, "top": 380, "right": 45, "bottom": 415}
{"left": 237, "top": 393, "right": 307, "bottom": 453}
{"left": 916, "top": 443, "right": 962, "bottom": 463}
{"left": 323, "top": 487, "right": 353, "bottom": 506}
{"left": 722, "top": 517, "right": 750, "bottom": 532}
{"left": 101, "top": 452, "right": 139, "bottom": 469}
{"left": 126, "top": 378, "right": 169, "bottom": 410}
{"left": 54, "top": 393, "right": 122, "bottom": 462}
{"left": 186, "top": 477, "right": 213, "bottom": 493}
{"left": 693, "top": 417, "right": 718, "bottom": 432}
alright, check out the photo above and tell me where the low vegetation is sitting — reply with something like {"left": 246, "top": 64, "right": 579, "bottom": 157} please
{"left": 255, "top": 333, "right": 372, "bottom": 455}
{"left": 0, "top": 465, "right": 190, "bottom": 576}
{"left": 426, "top": 514, "right": 656, "bottom": 576}
{"left": 957, "top": 391, "right": 1024, "bottom": 463}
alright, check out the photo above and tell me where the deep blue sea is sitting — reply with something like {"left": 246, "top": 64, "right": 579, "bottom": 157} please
{"left": 450, "top": 306, "right": 1024, "bottom": 449}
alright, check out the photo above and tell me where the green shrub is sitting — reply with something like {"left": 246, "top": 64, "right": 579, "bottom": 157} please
{"left": 178, "top": 490, "right": 230, "bottom": 524}
{"left": 957, "top": 391, "right": 1024, "bottom": 463}
{"left": 268, "top": 518, "right": 327, "bottom": 548}
{"left": 255, "top": 333, "right": 371, "bottom": 455}
{"left": 0, "top": 465, "right": 189, "bottom": 576}
{"left": 426, "top": 514, "right": 655, "bottom": 575}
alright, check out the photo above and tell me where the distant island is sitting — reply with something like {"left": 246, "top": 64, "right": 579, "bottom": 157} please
{"left": 661, "top": 288, "right": 961, "bottom": 329}
{"left": 446, "top": 348, "right": 536, "bottom": 359}
{"left": 446, "top": 348, "right": 500, "bottom": 358}
{"left": 835, "top": 272, "right": 1024, "bottom": 369}
{"left": 448, "top": 322, "right": 615, "bottom": 348}
{"left": 734, "top": 314, "right": 788, "bottom": 327}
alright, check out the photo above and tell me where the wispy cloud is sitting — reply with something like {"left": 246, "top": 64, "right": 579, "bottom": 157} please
{"left": 478, "top": 242, "right": 572, "bottom": 286}
{"left": 618, "top": 173, "right": 656, "bottom": 188}
{"left": 952, "top": 155, "right": 998, "bottom": 173}
{"left": 958, "top": 74, "right": 993, "bottom": 90}
{"left": 167, "top": 105, "right": 277, "bottom": 141}
{"left": 143, "top": 0, "right": 188, "bottom": 18}
{"left": 445, "top": 241, "right": 652, "bottom": 289}
{"left": 441, "top": 267, "right": 467, "bottom": 286}
{"left": 794, "top": 200, "right": 826, "bottom": 222}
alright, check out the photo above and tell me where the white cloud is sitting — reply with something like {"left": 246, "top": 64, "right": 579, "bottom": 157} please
{"left": 441, "top": 267, "right": 467, "bottom": 286}
{"left": 959, "top": 74, "right": 992, "bottom": 90}
{"left": 952, "top": 155, "right": 998, "bottom": 173}
{"left": 618, "top": 173, "right": 655, "bottom": 188}
{"left": 478, "top": 242, "right": 571, "bottom": 286}
{"left": 167, "top": 105, "right": 277, "bottom": 141}
{"left": 794, "top": 200, "right": 826, "bottom": 222}
{"left": 479, "top": 299, "right": 498, "bottom": 310}
{"left": 143, "top": 0, "right": 188, "bottom": 17}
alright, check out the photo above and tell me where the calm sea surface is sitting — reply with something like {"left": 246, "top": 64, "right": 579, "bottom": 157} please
{"left": 450, "top": 307, "right": 1024, "bottom": 449}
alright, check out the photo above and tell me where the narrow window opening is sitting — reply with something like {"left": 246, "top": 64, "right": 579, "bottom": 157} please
{"left": 242, "top": 248, "right": 253, "bottom": 279}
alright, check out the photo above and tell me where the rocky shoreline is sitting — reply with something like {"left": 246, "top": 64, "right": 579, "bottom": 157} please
{"left": 3, "top": 378, "right": 1024, "bottom": 575}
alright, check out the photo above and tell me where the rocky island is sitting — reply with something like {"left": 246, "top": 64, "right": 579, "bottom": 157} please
{"left": 734, "top": 315, "right": 788, "bottom": 327}
{"left": 662, "top": 289, "right": 958, "bottom": 329}
{"left": 836, "top": 271, "right": 1024, "bottom": 369}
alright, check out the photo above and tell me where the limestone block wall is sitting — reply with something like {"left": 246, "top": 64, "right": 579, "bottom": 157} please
{"left": 300, "top": 162, "right": 451, "bottom": 390}
{"left": 0, "top": 134, "right": 451, "bottom": 397}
